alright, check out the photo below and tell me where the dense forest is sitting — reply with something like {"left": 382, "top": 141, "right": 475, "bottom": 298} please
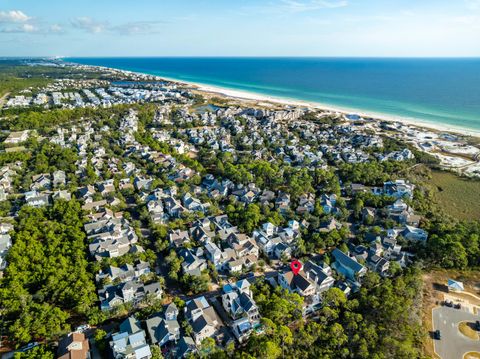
{"left": 0, "top": 200, "right": 97, "bottom": 344}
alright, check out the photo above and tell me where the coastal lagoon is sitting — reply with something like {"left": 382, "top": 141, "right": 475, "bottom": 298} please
{"left": 67, "top": 57, "right": 480, "bottom": 132}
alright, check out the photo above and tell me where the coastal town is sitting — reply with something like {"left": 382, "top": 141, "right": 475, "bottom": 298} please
{"left": 0, "top": 59, "right": 479, "bottom": 359}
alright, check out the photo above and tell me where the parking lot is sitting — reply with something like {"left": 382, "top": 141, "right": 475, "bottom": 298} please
{"left": 432, "top": 306, "right": 480, "bottom": 359}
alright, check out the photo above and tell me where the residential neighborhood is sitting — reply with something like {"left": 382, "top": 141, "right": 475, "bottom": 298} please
{"left": 1, "top": 59, "right": 476, "bottom": 359}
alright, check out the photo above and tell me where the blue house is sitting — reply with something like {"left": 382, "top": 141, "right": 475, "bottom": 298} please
{"left": 331, "top": 248, "right": 366, "bottom": 281}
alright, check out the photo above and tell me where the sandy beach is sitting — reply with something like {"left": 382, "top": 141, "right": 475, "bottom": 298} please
{"left": 74, "top": 63, "right": 480, "bottom": 138}
{"left": 189, "top": 82, "right": 480, "bottom": 138}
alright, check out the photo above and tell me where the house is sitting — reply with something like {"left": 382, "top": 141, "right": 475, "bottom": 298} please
{"left": 119, "top": 178, "right": 134, "bottom": 191}
{"left": 0, "top": 234, "right": 12, "bottom": 270}
{"left": 401, "top": 226, "right": 428, "bottom": 241}
{"left": 168, "top": 229, "right": 190, "bottom": 248}
{"left": 96, "top": 261, "right": 151, "bottom": 284}
{"left": 204, "top": 240, "right": 223, "bottom": 269}
{"left": 221, "top": 280, "right": 260, "bottom": 324}
{"left": 57, "top": 332, "right": 90, "bottom": 359}
{"left": 182, "top": 193, "right": 208, "bottom": 213}
{"left": 110, "top": 317, "right": 152, "bottom": 359}
{"left": 164, "top": 196, "right": 186, "bottom": 218}
{"left": 86, "top": 217, "right": 140, "bottom": 260}
{"left": 98, "top": 179, "right": 116, "bottom": 196}
{"left": 274, "top": 242, "right": 292, "bottom": 260}
{"left": 232, "top": 238, "right": 259, "bottom": 259}
{"left": 227, "top": 258, "right": 244, "bottom": 273}
{"left": 53, "top": 190, "right": 72, "bottom": 201}
{"left": 77, "top": 185, "right": 96, "bottom": 200}
{"left": 164, "top": 302, "right": 179, "bottom": 321}
{"left": 279, "top": 270, "right": 316, "bottom": 297}
{"left": 176, "top": 336, "right": 196, "bottom": 358}
{"left": 30, "top": 173, "right": 51, "bottom": 191}
{"left": 367, "top": 254, "right": 390, "bottom": 276}
{"left": 447, "top": 279, "right": 464, "bottom": 292}
{"left": 99, "top": 281, "right": 162, "bottom": 311}
{"left": 0, "top": 222, "right": 13, "bottom": 234}
{"left": 383, "top": 180, "right": 414, "bottom": 199}
{"left": 350, "top": 183, "right": 369, "bottom": 194}
{"left": 53, "top": 170, "right": 67, "bottom": 187}
{"left": 387, "top": 199, "right": 414, "bottom": 224}
{"left": 320, "top": 193, "right": 337, "bottom": 215}
{"left": 145, "top": 314, "right": 180, "bottom": 347}
{"left": 331, "top": 248, "right": 367, "bottom": 282}
{"left": 178, "top": 248, "right": 207, "bottom": 276}
{"left": 275, "top": 192, "right": 291, "bottom": 213}
{"left": 296, "top": 193, "right": 315, "bottom": 214}
{"left": 25, "top": 190, "right": 50, "bottom": 207}
{"left": 303, "top": 260, "right": 336, "bottom": 294}
{"left": 4, "top": 130, "right": 29, "bottom": 144}
{"left": 134, "top": 176, "right": 153, "bottom": 192}
{"left": 190, "top": 220, "right": 215, "bottom": 243}
{"left": 254, "top": 234, "right": 282, "bottom": 258}
{"left": 318, "top": 218, "right": 342, "bottom": 233}
{"left": 82, "top": 200, "right": 108, "bottom": 212}
{"left": 147, "top": 199, "right": 165, "bottom": 223}
{"left": 0, "top": 188, "right": 6, "bottom": 202}
{"left": 361, "top": 207, "right": 376, "bottom": 223}
{"left": 185, "top": 296, "right": 222, "bottom": 345}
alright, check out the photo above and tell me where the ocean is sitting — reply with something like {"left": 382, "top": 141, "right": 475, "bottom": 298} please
{"left": 65, "top": 57, "right": 480, "bottom": 132}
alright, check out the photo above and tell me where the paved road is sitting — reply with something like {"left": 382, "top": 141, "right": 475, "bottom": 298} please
{"left": 433, "top": 306, "right": 480, "bottom": 359}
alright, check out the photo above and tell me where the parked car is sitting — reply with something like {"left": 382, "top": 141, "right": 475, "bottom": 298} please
{"left": 454, "top": 303, "right": 461, "bottom": 309}
{"left": 75, "top": 324, "right": 91, "bottom": 333}
{"left": 444, "top": 300, "right": 453, "bottom": 307}
{"left": 434, "top": 330, "right": 441, "bottom": 340}
{"left": 18, "top": 342, "right": 39, "bottom": 352}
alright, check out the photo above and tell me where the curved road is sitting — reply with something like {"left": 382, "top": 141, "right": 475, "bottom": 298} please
{"left": 433, "top": 306, "right": 480, "bottom": 359}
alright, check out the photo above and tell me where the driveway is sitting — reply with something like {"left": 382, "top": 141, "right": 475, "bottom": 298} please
{"left": 432, "top": 306, "right": 480, "bottom": 359}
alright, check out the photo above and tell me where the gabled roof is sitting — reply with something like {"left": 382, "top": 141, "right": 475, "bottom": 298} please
{"left": 119, "top": 316, "right": 142, "bottom": 334}
{"left": 177, "top": 336, "right": 196, "bottom": 358}
{"left": 282, "top": 271, "right": 313, "bottom": 292}
{"left": 145, "top": 315, "right": 179, "bottom": 344}
{"left": 332, "top": 248, "right": 365, "bottom": 273}
{"left": 447, "top": 279, "right": 464, "bottom": 291}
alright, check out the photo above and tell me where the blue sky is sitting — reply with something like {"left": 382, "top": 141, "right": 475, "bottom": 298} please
{"left": 0, "top": 0, "right": 479, "bottom": 57}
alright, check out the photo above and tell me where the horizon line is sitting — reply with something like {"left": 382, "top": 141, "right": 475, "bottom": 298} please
{"left": 3, "top": 55, "right": 480, "bottom": 60}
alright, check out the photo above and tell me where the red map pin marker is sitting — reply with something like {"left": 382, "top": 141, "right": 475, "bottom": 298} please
{"left": 290, "top": 260, "right": 302, "bottom": 275}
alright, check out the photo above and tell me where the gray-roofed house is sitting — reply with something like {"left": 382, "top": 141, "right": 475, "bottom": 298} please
{"left": 145, "top": 314, "right": 180, "bottom": 347}
{"left": 331, "top": 248, "right": 367, "bottom": 282}
{"left": 185, "top": 296, "right": 222, "bottom": 345}
{"left": 110, "top": 316, "right": 152, "bottom": 359}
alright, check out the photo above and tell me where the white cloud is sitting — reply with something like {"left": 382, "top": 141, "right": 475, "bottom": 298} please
{"left": 0, "top": 23, "right": 37, "bottom": 33}
{"left": 0, "top": 10, "right": 31, "bottom": 23}
{"left": 239, "top": 0, "right": 348, "bottom": 16}
{"left": 279, "top": 0, "right": 348, "bottom": 12}
{"left": 71, "top": 16, "right": 163, "bottom": 35}
{"left": 71, "top": 17, "right": 108, "bottom": 33}
{"left": 110, "top": 21, "right": 164, "bottom": 35}
{"left": 49, "top": 24, "right": 63, "bottom": 33}
{"left": 22, "top": 23, "right": 36, "bottom": 32}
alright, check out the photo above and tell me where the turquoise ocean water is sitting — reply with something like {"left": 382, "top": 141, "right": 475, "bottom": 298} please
{"left": 66, "top": 57, "right": 480, "bottom": 132}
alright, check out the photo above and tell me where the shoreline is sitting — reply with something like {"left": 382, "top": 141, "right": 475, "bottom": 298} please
{"left": 190, "top": 82, "right": 480, "bottom": 138}
{"left": 67, "top": 61, "right": 480, "bottom": 138}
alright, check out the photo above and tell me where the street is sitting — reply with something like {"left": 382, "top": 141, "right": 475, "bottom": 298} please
{"left": 432, "top": 306, "right": 480, "bottom": 359}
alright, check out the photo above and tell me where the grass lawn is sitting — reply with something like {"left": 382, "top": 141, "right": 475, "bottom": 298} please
{"left": 459, "top": 321, "right": 479, "bottom": 340}
{"left": 430, "top": 170, "right": 480, "bottom": 221}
